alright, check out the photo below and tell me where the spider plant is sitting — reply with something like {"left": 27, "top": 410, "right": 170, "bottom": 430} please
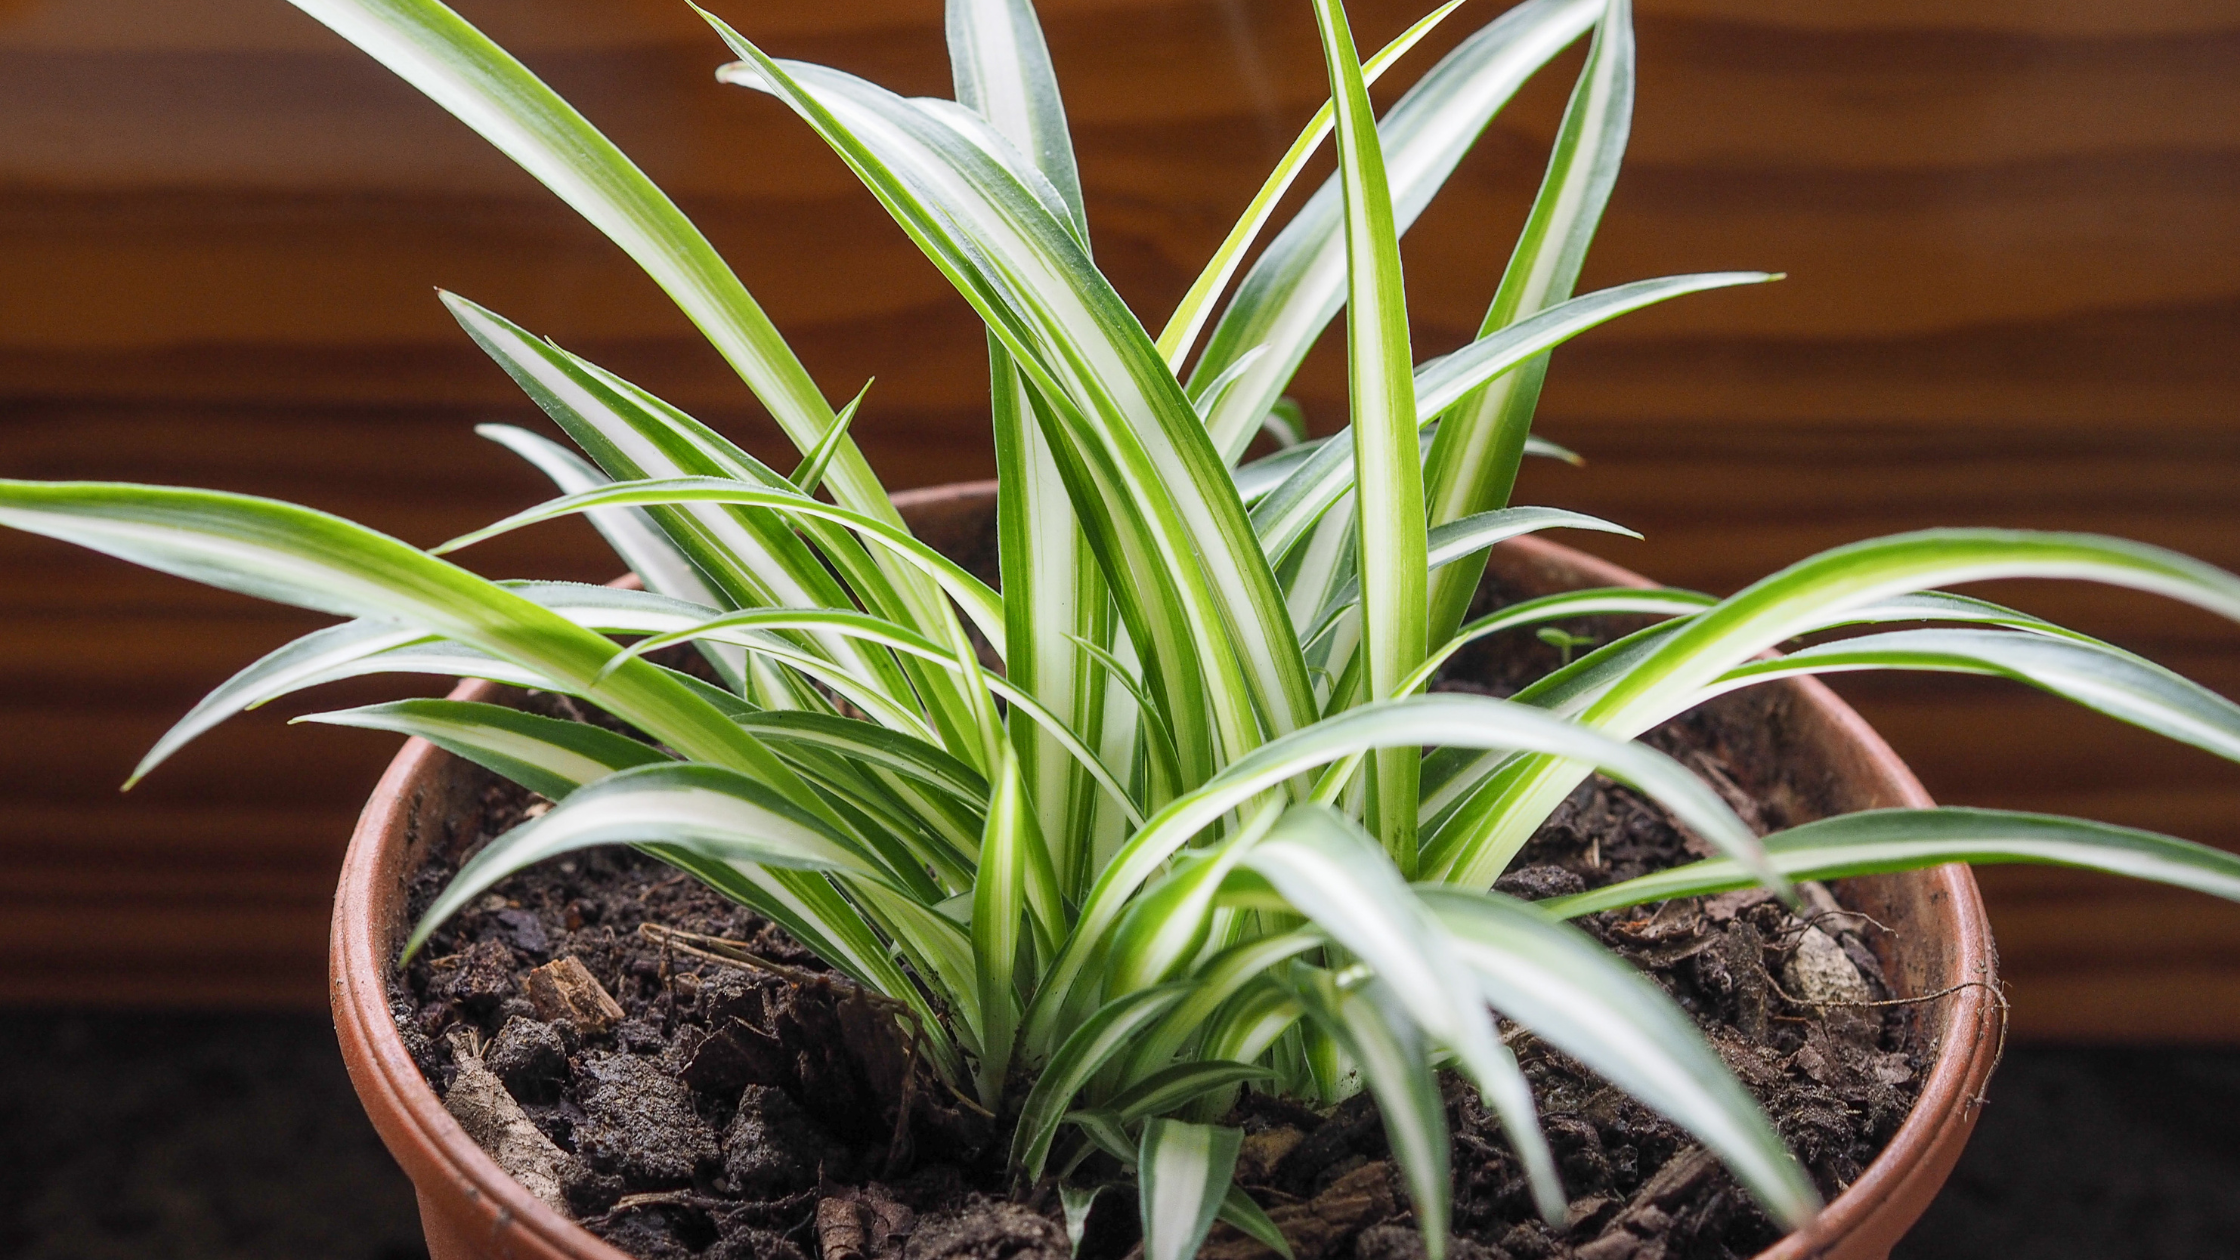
{"left": 6, "top": 0, "right": 2240, "bottom": 1254}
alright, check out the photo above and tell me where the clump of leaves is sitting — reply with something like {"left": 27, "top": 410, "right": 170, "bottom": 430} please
{"left": 7, "top": 0, "right": 2240, "bottom": 1254}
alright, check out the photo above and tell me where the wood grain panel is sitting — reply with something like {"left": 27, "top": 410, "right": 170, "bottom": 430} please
{"left": 0, "top": 0, "right": 2234, "bottom": 1034}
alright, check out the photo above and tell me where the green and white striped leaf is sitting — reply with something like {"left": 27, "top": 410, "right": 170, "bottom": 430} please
{"left": 605, "top": 603, "right": 996, "bottom": 748}
{"left": 972, "top": 748, "right": 1066, "bottom": 1094}
{"left": 1193, "top": 982, "right": 1309, "bottom": 1101}
{"left": 1156, "top": 0, "right": 1470, "bottom": 370}
{"left": 1059, "top": 1184, "right": 1106, "bottom": 1255}
{"left": 1304, "top": 507, "right": 1643, "bottom": 655}
{"left": 713, "top": 43, "right": 1227, "bottom": 785}
{"left": 130, "top": 617, "right": 431, "bottom": 787}
{"left": 1067, "top": 632, "right": 1185, "bottom": 803}
{"left": 1012, "top": 985, "right": 1190, "bottom": 1180}
{"left": 1252, "top": 274, "right": 1766, "bottom": 564}
{"left": 1244, "top": 808, "right": 1563, "bottom": 1223}
{"left": 445, "top": 297, "right": 973, "bottom": 748}
{"left": 989, "top": 328, "right": 1110, "bottom": 886}
{"left": 1064, "top": 1109, "right": 1140, "bottom": 1168}
{"left": 1104, "top": 799, "right": 1282, "bottom": 996}
{"left": 283, "top": 0, "right": 906, "bottom": 543}
{"left": 947, "top": 0, "right": 1084, "bottom": 238}
{"left": 1419, "top": 587, "right": 2097, "bottom": 831}
{"left": 1219, "top": 1188, "right": 1294, "bottom": 1260}
{"left": 948, "top": 0, "right": 1111, "bottom": 884}
{"left": 606, "top": 606, "right": 1141, "bottom": 826}
{"left": 712, "top": 30, "right": 1320, "bottom": 779}
{"left": 1544, "top": 807, "right": 2240, "bottom": 919}
{"left": 734, "top": 710, "right": 990, "bottom": 808}
{"left": 1418, "top": 275, "right": 1771, "bottom": 423}
{"left": 1483, "top": 592, "right": 2088, "bottom": 739}
{"left": 1235, "top": 430, "right": 1577, "bottom": 507}
{"left": 475, "top": 424, "right": 727, "bottom": 614}
{"left": 1410, "top": 586, "right": 1712, "bottom": 698}
{"left": 1836, "top": 590, "right": 2078, "bottom": 637}
{"left": 1195, "top": 348, "right": 1276, "bottom": 424}
{"left": 1234, "top": 440, "right": 1323, "bottom": 505}
{"left": 478, "top": 422, "right": 753, "bottom": 724}
{"left": 1027, "top": 693, "right": 1766, "bottom": 1053}
{"left": 404, "top": 761, "right": 892, "bottom": 959}
{"left": 296, "top": 698, "right": 670, "bottom": 801}
{"left": 283, "top": 17, "right": 971, "bottom": 806}
{"left": 1495, "top": 588, "right": 2089, "bottom": 725}
{"left": 751, "top": 748, "right": 976, "bottom": 900}
{"left": 512, "top": 581, "right": 727, "bottom": 634}
{"left": 973, "top": 747, "right": 1034, "bottom": 1099}
{"left": 1418, "top": 887, "right": 1818, "bottom": 1228}
{"left": 545, "top": 341, "right": 979, "bottom": 736}
{"left": 1106, "top": 1061, "right": 1277, "bottom": 1123}
{"left": 1310, "top": 0, "right": 1428, "bottom": 871}
{"left": 0, "top": 480, "right": 816, "bottom": 809}
{"left": 264, "top": 640, "right": 556, "bottom": 698}
{"left": 612, "top": 610, "right": 945, "bottom": 742}
{"left": 1244, "top": 809, "right": 1497, "bottom": 1091}
{"left": 1447, "top": 529, "right": 2240, "bottom": 886}
{"left": 789, "top": 379, "right": 872, "bottom": 495}
{"left": 1285, "top": 972, "right": 1475, "bottom": 1251}
{"left": 435, "top": 477, "right": 1007, "bottom": 657}
{"left": 1139, "top": 1120, "right": 1243, "bottom": 1260}
{"left": 856, "top": 883, "right": 984, "bottom": 1045}
{"left": 1421, "top": 0, "right": 1638, "bottom": 645}
{"left": 133, "top": 578, "right": 762, "bottom": 790}
{"left": 1193, "top": 0, "right": 1602, "bottom": 461}
{"left": 1704, "top": 628, "right": 2240, "bottom": 763}
{"left": 1119, "top": 931, "right": 1325, "bottom": 1087}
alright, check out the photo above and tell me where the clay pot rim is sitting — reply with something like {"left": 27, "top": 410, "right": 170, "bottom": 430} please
{"left": 331, "top": 480, "right": 1999, "bottom": 1260}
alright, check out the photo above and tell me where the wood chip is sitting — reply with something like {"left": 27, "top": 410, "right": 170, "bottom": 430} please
{"left": 1200, "top": 1161, "right": 1402, "bottom": 1260}
{"left": 1237, "top": 1126, "right": 1306, "bottom": 1182}
{"left": 819, "top": 1196, "right": 869, "bottom": 1260}
{"left": 523, "top": 954, "right": 625, "bottom": 1034}
{"left": 1701, "top": 887, "right": 1777, "bottom": 923}
{"left": 1580, "top": 1144, "right": 1718, "bottom": 1259}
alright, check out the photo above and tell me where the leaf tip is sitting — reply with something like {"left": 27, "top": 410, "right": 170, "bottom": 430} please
{"left": 434, "top": 288, "right": 484, "bottom": 319}
{"left": 715, "top": 59, "right": 766, "bottom": 89}
{"left": 1531, "top": 1179, "right": 1569, "bottom": 1230}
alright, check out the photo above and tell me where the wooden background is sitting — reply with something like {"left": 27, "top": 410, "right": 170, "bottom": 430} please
{"left": 1, "top": 0, "right": 2234, "bottom": 1038}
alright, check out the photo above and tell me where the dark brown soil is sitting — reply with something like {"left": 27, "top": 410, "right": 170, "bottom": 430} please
{"left": 393, "top": 614, "right": 1924, "bottom": 1260}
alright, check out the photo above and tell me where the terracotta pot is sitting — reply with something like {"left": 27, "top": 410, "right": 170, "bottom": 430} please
{"left": 332, "top": 482, "right": 2001, "bottom": 1260}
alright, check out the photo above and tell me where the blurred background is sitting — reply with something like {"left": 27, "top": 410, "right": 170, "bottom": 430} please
{"left": 0, "top": 0, "right": 2234, "bottom": 1254}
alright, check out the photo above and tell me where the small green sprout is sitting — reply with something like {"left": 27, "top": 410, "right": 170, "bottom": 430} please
{"left": 1535, "top": 626, "right": 1600, "bottom": 666}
